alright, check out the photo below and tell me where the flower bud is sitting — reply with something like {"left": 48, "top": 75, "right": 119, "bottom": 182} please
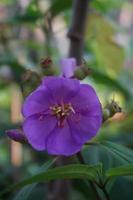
{"left": 6, "top": 129, "right": 27, "bottom": 143}
{"left": 102, "top": 108, "right": 111, "bottom": 122}
{"left": 40, "top": 57, "right": 56, "bottom": 76}
{"left": 74, "top": 59, "right": 91, "bottom": 80}
{"left": 74, "top": 66, "right": 91, "bottom": 80}
{"left": 40, "top": 57, "right": 52, "bottom": 68}
{"left": 42, "top": 67, "right": 56, "bottom": 76}
{"left": 103, "top": 100, "right": 122, "bottom": 122}
{"left": 21, "top": 70, "right": 41, "bottom": 97}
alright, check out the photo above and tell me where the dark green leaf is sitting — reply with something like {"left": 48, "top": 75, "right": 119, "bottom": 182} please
{"left": 0, "top": 164, "right": 102, "bottom": 197}
{"left": 49, "top": 0, "right": 72, "bottom": 17}
{"left": 101, "top": 141, "right": 133, "bottom": 164}
{"left": 83, "top": 144, "right": 121, "bottom": 170}
{"left": 109, "top": 177, "right": 133, "bottom": 200}
{"left": 14, "top": 158, "right": 57, "bottom": 200}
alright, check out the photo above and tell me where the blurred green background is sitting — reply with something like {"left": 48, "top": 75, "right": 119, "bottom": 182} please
{"left": 0, "top": 0, "right": 133, "bottom": 199}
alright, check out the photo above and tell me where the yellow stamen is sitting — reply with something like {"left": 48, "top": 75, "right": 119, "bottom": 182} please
{"left": 50, "top": 103, "right": 75, "bottom": 127}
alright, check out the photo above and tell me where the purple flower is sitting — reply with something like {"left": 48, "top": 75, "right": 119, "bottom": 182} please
{"left": 22, "top": 76, "right": 102, "bottom": 156}
{"left": 6, "top": 129, "right": 26, "bottom": 143}
{"left": 60, "top": 58, "right": 77, "bottom": 78}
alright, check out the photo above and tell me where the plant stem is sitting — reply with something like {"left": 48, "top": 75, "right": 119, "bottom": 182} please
{"left": 95, "top": 178, "right": 110, "bottom": 200}
{"left": 102, "top": 186, "right": 110, "bottom": 200}
{"left": 77, "top": 152, "right": 111, "bottom": 200}
{"left": 77, "top": 152, "right": 102, "bottom": 200}
{"left": 68, "top": 0, "right": 90, "bottom": 64}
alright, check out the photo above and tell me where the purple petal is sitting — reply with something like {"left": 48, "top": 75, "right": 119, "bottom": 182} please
{"left": 23, "top": 114, "right": 57, "bottom": 150}
{"left": 60, "top": 58, "right": 77, "bottom": 78}
{"left": 22, "top": 86, "right": 53, "bottom": 118}
{"left": 46, "top": 122, "right": 82, "bottom": 156}
{"left": 42, "top": 77, "right": 80, "bottom": 103}
{"left": 68, "top": 113, "right": 102, "bottom": 144}
{"left": 6, "top": 129, "right": 26, "bottom": 143}
{"left": 71, "top": 84, "right": 102, "bottom": 116}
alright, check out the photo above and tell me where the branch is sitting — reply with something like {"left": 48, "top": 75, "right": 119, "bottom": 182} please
{"left": 68, "top": 0, "right": 90, "bottom": 64}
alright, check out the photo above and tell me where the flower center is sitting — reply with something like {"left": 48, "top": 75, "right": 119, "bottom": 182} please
{"left": 50, "top": 103, "right": 75, "bottom": 127}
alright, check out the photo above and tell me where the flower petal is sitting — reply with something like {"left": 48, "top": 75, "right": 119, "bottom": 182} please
{"left": 71, "top": 84, "right": 102, "bottom": 116}
{"left": 22, "top": 86, "right": 53, "bottom": 118}
{"left": 68, "top": 113, "right": 102, "bottom": 144}
{"left": 23, "top": 114, "right": 57, "bottom": 150}
{"left": 42, "top": 77, "right": 80, "bottom": 103}
{"left": 60, "top": 58, "right": 77, "bottom": 78}
{"left": 46, "top": 122, "right": 82, "bottom": 156}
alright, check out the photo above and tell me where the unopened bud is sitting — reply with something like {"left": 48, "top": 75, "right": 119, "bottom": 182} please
{"left": 40, "top": 57, "right": 56, "bottom": 76}
{"left": 102, "top": 108, "right": 111, "bottom": 122}
{"left": 6, "top": 129, "right": 27, "bottom": 143}
{"left": 74, "top": 66, "right": 91, "bottom": 80}
{"left": 103, "top": 100, "right": 122, "bottom": 122}
{"left": 22, "top": 70, "right": 41, "bottom": 83}
{"left": 40, "top": 57, "right": 52, "bottom": 68}
{"left": 42, "top": 67, "right": 56, "bottom": 76}
{"left": 21, "top": 70, "right": 41, "bottom": 97}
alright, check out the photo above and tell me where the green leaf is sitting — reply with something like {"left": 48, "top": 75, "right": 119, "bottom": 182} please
{"left": 101, "top": 141, "right": 133, "bottom": 164}
{"left": 49, "top": 0, "right": 72, "bottom": 17}
{"left": 86, "top": 14, "right": 125, "bottom": 75}
{"left": 83, "top": 144, "right": 119, "bottom": 171}
{"left": 13, "top": 158, "right": 57, "bottom": 200}
{"left": 91, "top": 0, "right": 124, "bottom": 13}
{"left": 106, "top": 164, "right": 133, "bottom": 178}
{"left": 90, "top": 68, "right": 131, "bottom": 99}
{"left": 0, "top": 164, "right": 102, "bottom": 197}
{"left": 109, "top": 177, "right": 133, "bottom": 200}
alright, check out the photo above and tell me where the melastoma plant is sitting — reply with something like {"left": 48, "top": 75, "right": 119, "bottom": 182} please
{"left": 5, "top": 58, "right": 128, "bottom": 200}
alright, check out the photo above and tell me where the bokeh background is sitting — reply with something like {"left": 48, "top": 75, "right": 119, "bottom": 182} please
{"left": 0, "top": 0, "right": 133, "bottom": 199}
